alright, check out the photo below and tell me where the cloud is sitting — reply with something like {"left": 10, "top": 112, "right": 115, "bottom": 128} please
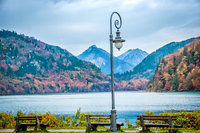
{"left": 0, "top": 0, "right": 200, "bottom": 56}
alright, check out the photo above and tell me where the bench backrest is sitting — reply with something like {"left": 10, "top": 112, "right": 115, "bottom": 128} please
{"left": 85, "top": 115, "right": 111, "bottom": 124}
{"left": 137, "top": 115, "right": 177, "bottom": 121}
{"left": 15, "top": 116, "right": 42, "bottom": 121}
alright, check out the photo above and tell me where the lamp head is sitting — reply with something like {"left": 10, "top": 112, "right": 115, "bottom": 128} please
{"left": 113, "top": 30, "right": 125, "bottom": 51}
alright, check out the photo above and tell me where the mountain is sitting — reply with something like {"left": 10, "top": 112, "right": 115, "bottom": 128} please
{"left": 118, "top": 48, "right": 148, "bottom": 67}
{"left": 0, "top": 30, "right": 147, "bottom": 95}
{"left": 0, "top": 30, "right": 110, "bottom": 95}
{"left": 148, "top": 39, "right": 200, "bottom": 92}
{"left": 117, "top": 36, "right": 200, "bottom": 80}
{"left": 77, "top": 45, "right": 133, "bottom": 74}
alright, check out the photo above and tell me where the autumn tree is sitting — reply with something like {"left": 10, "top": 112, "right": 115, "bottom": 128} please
{"left": 149, "top": 39, "right": 200, "bottom": 92}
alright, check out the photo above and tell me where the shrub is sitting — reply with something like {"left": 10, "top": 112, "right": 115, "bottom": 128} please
{"left": 125, "top": 118, "right": 134, "bottom": 128}
{"left": 41, "top": 112, "right": 58, "bottom": 128}
{"left": 64, "top": 116, "right": 72, "bottom": 127}
{"left": 159, "top": 110, "right": 200, "bottom": 130}
{"left": 71, "top": 108, "right": 81, "bottom": 127}
{"left": 0, "top": 112, "right": 15, "bottom": 129}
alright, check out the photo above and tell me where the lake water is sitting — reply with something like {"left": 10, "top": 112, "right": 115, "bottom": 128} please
{"left": 0, "top": 92, "right": 200, "bottom": 124}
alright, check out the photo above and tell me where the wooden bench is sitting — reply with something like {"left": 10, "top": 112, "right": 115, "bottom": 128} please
{"left": 85, "top": 115, "right": 124, "bottom": 133}
{"left": 15, "top": 116, "right": 48, "bottom": 132}
{"left": 137, "top": 115, "right": 182, "bottom": 133}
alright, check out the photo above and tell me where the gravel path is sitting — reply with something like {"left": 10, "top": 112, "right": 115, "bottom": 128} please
{"left": 0, "top": 129, "right": 137, "bottom": 133}
{"left": 48, "top": 129, "right": 85, "bottom": 132}
{"left": 0, "top": 129, "right": 199, "bottom": 133}
{"left": 0, "top": 129, "right": 14, "bottom": 133}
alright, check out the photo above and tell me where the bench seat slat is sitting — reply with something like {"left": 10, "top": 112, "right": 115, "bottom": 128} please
{"left": 145, "top": 123, "right": 169, "bottom": 127}
{"left": 91, "top": 123, "right": 124, "bottom": 126}
{"left": 20, "top": 123, "right": 36, "bottom": 126}
{"left": 169, "top": 124, "right": 182, "bottom": 128}
{"left": 91, "top": 122, "right": 111, "bottom": 125}
{"left": 19, "top": 123, "right": 48, "bottom": 125}
{"left": 137, "top": 115, "right": 177, "bottom": 118}
{"left": 137, "top": 118, "right": 177, "bottom": 120}
{"left": 89, "top": 117, "right": 110, "bottom": 119}
{"left": 117, "top": 123, "right": 124, "bottom": 126}
{"left": 87, "top": 115, "right": 111, "bottom": 117}
{"left": 40, "top": 123, "right": 48, "bottom": 126}
{"left": 145, "top": 123, "right": 182, "bottom": 128}
{"left": 172, "top": 125, "right": 182, "bottom": 128}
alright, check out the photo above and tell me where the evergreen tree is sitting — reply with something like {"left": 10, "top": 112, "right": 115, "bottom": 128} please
{"left": 183, "top": 47, "right": 188, "bottom": 56}
{"left": 172, "top": 72, "right": 179, "bottom": 91}
{"left": 186, "top": 74, "right": 193, "bottom": 91}
{"left": 168, "top": 65, "right": 173, "bottom": 75}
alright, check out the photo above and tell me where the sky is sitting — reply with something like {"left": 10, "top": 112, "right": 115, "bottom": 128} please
{"left": 0, "top": 0, "right": 200, "bottom": 56}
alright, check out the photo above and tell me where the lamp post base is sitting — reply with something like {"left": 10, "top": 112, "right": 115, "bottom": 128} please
{"left": 111, "top": 109, "right": 117, "bottom": 133}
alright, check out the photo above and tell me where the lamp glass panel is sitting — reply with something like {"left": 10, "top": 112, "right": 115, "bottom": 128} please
{"left": 115, "top": 41, "right": 123, "bottom": 50}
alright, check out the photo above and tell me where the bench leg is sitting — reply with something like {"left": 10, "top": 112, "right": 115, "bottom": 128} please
{"left": 15, "top": 128, "right": 19, "bottom": 133}
{"left": 40, "top": 125, "right": 47, "bottom": 131}
{"left": 91, "top": 125, "right": 97, "bottom": 131}
{"left": 141, "top": 124, "right": 147, "bottom": 132}
{"left": 169, "top": 129, "right": 178, "bottom": 133}
{"left": 141, "top": 128, "right": 150, "bottom": 133}
{"left": 86, "top": 126, "right": 91, "bottom": 133}
{"left": 117, "top": 125, "right": 121, "bottom": 131}
{"left": 21, "top": 126, "right": 27, "bottom": 131}
{"left": 15, "top": 125, "right": 20, "bottom": 133}
{"left": 34, "top": 125, "right": 38, "bottom": 132}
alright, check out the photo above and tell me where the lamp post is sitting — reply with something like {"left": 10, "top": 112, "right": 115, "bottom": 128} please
{"left": 109, "top": 12, "right": 125, "bottom": 133}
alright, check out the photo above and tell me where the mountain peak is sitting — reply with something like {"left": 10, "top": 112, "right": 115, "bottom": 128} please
{"left": 90, "top": 45, "right": 97, "bottom": 48}
{"left": 133, "top": 48, "right": 148, "bottom": 53}
{"left": 126, "top": 48, "right": 148, "bottom": 54}
{"left": 86, "top": 45, "right": 99, "bottom": 53}
{"left": 78, "top": 45, "right": 133, "bottom": 74}
{"left": 134, "top": 48, "right": 140, "bottom": 50}
{"left": 134, "top": 48, "right": 141, "bottom": 51}
{"left": 118, "top": 48, "right": 148, "bottom": 67}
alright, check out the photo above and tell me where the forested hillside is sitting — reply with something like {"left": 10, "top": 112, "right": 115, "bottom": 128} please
{"left": 148, "top": 39, "right": 200, "bottom": 92}
{"left": 0, "top": 30, "right": 110, "bottom": 94}
{"left": 117, "top": 37, "right": 200, "bottom": 80}
{"left": 0, "top": 30, "right": 147, "bottom": 95}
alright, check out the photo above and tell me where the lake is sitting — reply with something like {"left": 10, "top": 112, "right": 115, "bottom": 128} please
{"left": 0, "top": 92, "right": 200, "bottom": 124}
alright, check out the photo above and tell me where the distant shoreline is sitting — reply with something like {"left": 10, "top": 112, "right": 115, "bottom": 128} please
{"left": 1, "top": 90, "right": 199, "bottom": 96}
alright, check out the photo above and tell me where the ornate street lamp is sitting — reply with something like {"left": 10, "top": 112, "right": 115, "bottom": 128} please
{"left": 109, "top": 12, "right": 125, "bottom": 133}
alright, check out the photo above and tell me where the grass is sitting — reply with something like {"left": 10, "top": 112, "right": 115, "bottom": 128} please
{"left": 1, "top": 129, "right": 200, "bottom": 133}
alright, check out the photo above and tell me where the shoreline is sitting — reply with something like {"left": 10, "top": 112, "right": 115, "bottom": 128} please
{"left": 1, "top": 91, "right": 199, "bottom": 96}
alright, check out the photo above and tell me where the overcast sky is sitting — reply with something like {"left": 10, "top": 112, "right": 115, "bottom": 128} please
{"left": 0, "top": 0, "right": 200, "bottom": 56}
